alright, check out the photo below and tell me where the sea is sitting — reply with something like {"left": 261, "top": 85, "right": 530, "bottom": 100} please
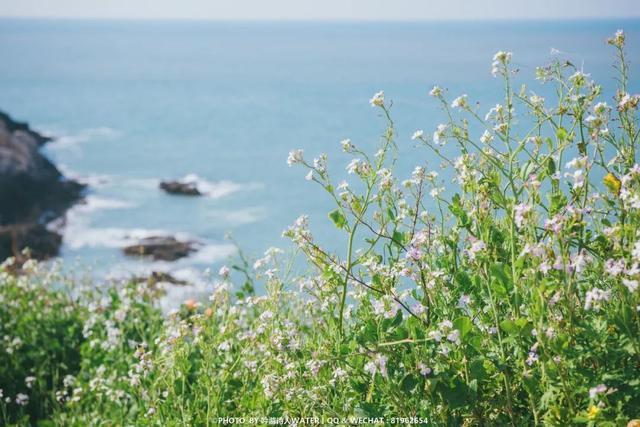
{"left": 0, "top": 18, "right": 638, "bottom": 301}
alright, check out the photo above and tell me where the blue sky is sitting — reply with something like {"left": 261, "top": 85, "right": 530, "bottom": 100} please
{"left": 1, "top": 0, "right": 639, "bottom": 20}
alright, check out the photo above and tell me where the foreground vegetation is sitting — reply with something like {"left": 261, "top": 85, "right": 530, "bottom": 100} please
{"left": 2, "top": 31, "right": 640, "bottom": 426}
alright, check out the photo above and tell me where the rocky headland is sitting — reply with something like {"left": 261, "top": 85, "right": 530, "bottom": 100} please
{"left": 0, "top": 111, "right": 85, "bottom": 261}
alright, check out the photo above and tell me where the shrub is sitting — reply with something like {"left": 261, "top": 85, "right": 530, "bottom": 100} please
{"left": 0, "top": 261, "right": 84, "bottom": 425}
{"left": 131, "top": 30, "right": 640, "bottom": 426}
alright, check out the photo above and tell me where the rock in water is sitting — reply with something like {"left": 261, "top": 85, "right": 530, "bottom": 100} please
{"left": 123, "top": 236, "right": 197, "bottom": 261}
{"left": 0, "top": 111, "right": 85, "bottom": 260}
{"left": 159, "top": 180, "right": 202, "bottom": 196}
{"left": 0, "top": 225, "right": 62, "bottom": 261}
{"left": 132, "top": 271, "right": 189, "bottom": 287}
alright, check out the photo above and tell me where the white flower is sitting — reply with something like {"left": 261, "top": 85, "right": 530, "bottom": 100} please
{"left": 218, "top": 341, "right": 231, "bottom": 351}
{"left": 417, "top": 362, "right": 432, "bottom": 376}
{"left": 305, "top": 170, "right": 313, "bottom": 181}
{"left": 340, "top": 138, "right": 354, "bottom": 152}
{"left": 364, "top": 354, "right": 388, "bottom": 378}
{"left": 374, "top": 354, "right": 388, "bottom": 378}
{"left": 493, "top": 50, "right": 512, "bottom": 64}
{"left": 618, "top": 93, "right": 640, "bottom": 112}
{"left": 25, "top": 376, "right": 36, "bottom": 389}
{"left": 451, "top": 94, "right": 468, "bottom": 109}
{"left": 287, "top": 149, "right": 304, "bottom": 166}
{"left": 569, "top": 71, "right": 590, "bottom": 86}
{"left": 594, "top": 102, "right": 610, "bottom": 115}
{"left": 605, "top": 259, "right": 625, "bottom": 276}
{"left": 439, "top": 320, "right": 453, "bottom": 330}
{"left": 457, "top": 294, "right": 472, "bottom": 310}
{"left": 565, "top": 156, "right": 588, "bottom": 170}
{"left": 485, "top": 103, "right": 504, "bottom": 121}
{"left": 589, "top": 384, "right": 608, "bottom": 399}
{"left": 529, "top": 94, "right": 545, "bottom": 108}
{"left": 632, "top": 241, "right": 640, "bottom": 262}
{"left": 584, "top": 288, "right": 612, "bottom": 311}
{"left": 429, "top": 85, "right": 442, "bottom": 97}
{"left": 15, "top": 393, "right": 29, "bottom": 406}
{"left": 608, "top": 29, "right": 625, "bottom": 47}
{"left": 539, "top": 261, "right": 551, "bottom": 275}
{"left": 433, "top": 124, "right": 447, "bottom": 145}
{"left": 364, "top": 361, "right": 377, "bottom": 375}
{"left": 480, "top": 130, "right": 493, "bottom": 144}
{"left": 306, "top": 359, "right": 325, "bottom": 376}
{"left": 446, "top": 330, "right": 461, "bottom": 345}
{"left": 571, "top": 250, "right": 591, "bottom": 274}
{"left": 218, "top": 265, "right": 230, "bottom": 278}
{"left": 623, "top": 278, "right": 639, "bottom": 293}
{"left": 332, "top": 367, "right": 347, "bottom": 380}
{"left": 411, "top": 302, "right": 427, "bottom": 315}
{"left": 564, "top": 169, "right": 585, "bottom": 189}
{"left": 491, "top": 51, "right": 512, "bottom": 76}
{"left": 428, "top": 330, "right": 442, "bottom": 342}
{"left": 466, "top": 238, "right": 486, "bottom": 261}
{"left": 514, "top": 203, "right": 532, "bottom": 229}
{"left": 411, "top": 130, "right": 424, "bottom": 140}
{"left": 346, "top": 158, "right": 361, "bottom": 174}
{"left": 369, "top": 90, "right": 384, "bottom": 107}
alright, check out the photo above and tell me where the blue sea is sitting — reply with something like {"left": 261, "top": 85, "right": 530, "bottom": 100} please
{"left": 0, "top": 18, "right": 639, "bottom": 297}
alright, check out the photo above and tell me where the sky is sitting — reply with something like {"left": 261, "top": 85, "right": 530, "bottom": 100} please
{"left": 0, "top": 0, "right": 639, "bottom": 21}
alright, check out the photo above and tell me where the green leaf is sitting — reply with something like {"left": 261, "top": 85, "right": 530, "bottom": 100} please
{"left": 401, "top": 374, "right": 420, "bottom": 393}
{"left": 392, "top": 230, "right": 406, "bottom": 247}
{"left": 387, "top": 207, "right": 396, "bottom": 221}
{"left": 453, "top": 316, "right": 473, "bottom": 339}
{"left": 520, "top": 160, "right": 534, "bottom": 181}
{"left": 490, "top": 263, "right": 511, "bottom": 290}
{"left": 546, "top": 157, "right": 556, "bottom": 176}
{"left": 469, "top": 359, "right": 487, "bottom": 380}
{"left": 499, "top": 319, "right": 518, "bottom": 335}
{"left": 328, "top": 209, "right": 348, "bottom": 229}
{"left": 556, "top": 127, "right": 568, "bottom": 142}
{"left": 454, "top": 271, "right": 472, "bottom": 291}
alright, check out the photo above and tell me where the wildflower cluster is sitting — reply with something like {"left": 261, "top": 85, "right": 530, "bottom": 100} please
{"left": 1, "top": 31, "right": 640, "bottom": 426}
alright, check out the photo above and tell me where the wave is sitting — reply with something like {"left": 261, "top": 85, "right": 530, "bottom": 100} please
{"left": 64, "top": 226, "right": 171, "bottom": 250}
{"left": 47, "top": 126, "right": 120, "bottom": 150}
{"left": 178, "top": 174, "right": 262, "bottom": 199}
{"left": 57, "top": 164, "right": 112, "bottom": 187}
{"left": 72, "top": 195, "right": 136, "bottom": 214}
{"left": 205, "top": 206, "right": 266, "bottom": 225}
{"left": 188, "top": 243, "right": 236, "bottom": 264}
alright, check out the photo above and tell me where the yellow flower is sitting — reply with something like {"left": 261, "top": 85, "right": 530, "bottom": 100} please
{"left": 604, "top": 172, "right": 621, "bottom": 195}
{"left": 627, "top": 420, "right": 640, "bottom": 427}
{"left": 587, "top": 405, "right": 600, "bottom": 420}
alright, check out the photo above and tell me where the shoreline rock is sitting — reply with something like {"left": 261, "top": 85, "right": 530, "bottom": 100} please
{"left": 133, "top": 271, "right": 189, "bottom": 287}
{"left": 0, "top": 110, "right": 85, "bottom": 261}
{"left": 123, "top": 236, "right": 198, "bottom": 261}
{"left": 159, "top": 180, "right": 202, "bottom": 196}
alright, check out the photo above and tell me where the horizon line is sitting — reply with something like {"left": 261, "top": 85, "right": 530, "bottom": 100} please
{"left": 1, "top": 15, "right": 639, "bottom": 23}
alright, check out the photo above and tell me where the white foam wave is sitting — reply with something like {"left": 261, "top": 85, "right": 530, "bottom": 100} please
{"left": 180, "top": 174, "right": 262, "bottom": 199}
{"left": 206, "top": 206, "right": 266, "bottom": 225}
{"left": 71, "top": 195, "right": 136, "bottom": 214}
{"left": 189, "top": 243, "right": 236, "bottom": 264}
{"left": 49, "top": 127, "right": 120, "bottom": 149}
{"left": 64, "top": 227, "right": 170, "bottom": 250}
{"left": 57, "top": 165, "right": 112, "bottom": 187}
